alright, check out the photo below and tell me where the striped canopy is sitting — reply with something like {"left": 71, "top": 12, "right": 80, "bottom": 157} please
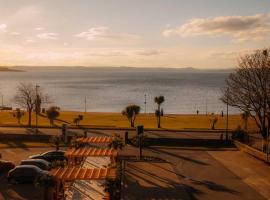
{"left": 65, "top": 147, "right": 117, "bottom": 158}
{"left": 77, "top": 137, "right": 112, "bottom": 144}
{"left": 50, "top": 167, "right": 116, "bottom": 181}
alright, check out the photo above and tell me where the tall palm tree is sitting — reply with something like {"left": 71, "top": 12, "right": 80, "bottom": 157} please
{"left": 154, "top": 96, "right": 165, "bottom": 128}
{"left": 122, "top": 105, "right": 140, "bottom": 127}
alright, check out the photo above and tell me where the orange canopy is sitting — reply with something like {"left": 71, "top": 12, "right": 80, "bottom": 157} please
{"left": 65, "top": 147, "right": 117, "bottom": 158}
{"left": 77, "top": 137, "right": 112, "bottom": 144}
{"left": 50, "top": 167, "right": 116, "bottom": 181}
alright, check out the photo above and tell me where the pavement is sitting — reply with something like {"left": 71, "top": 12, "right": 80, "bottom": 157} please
{"left": 209, "top": 151, "right": 270, "bottom": 200}
{"left": 121, "top": 146, "right": 269, "bottom": 200}
{"left": 0, "top": 126, "right": 228, "bottom": 139}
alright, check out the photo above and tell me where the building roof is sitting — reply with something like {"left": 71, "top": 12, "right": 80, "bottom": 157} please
{"left": 50, "top": 167, "right": 116, "bottom": 181}
{"left": 65, "top": 147, "right": 117, "bottom": 158}
{"left": 77, "top": 137, "right": 112, "bottom": 144}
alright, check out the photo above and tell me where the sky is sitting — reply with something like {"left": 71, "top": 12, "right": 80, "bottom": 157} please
{"left": 0, "top": 0, "right": 269, "bottom": 68}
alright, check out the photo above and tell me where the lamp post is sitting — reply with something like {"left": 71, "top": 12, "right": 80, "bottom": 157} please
{"left": 35, "top": 85, "right": 40, "bottom": 134}
{"left": 267, "top": 111, "right": 270, "bottom": 162}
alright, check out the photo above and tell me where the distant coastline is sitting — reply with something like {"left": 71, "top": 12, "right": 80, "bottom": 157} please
{"left": 0, "top": 67, "right": 24, "bottom": 72}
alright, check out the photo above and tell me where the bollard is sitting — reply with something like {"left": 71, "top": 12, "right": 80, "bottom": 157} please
{"left": 125, "top": 131, "right": 129, "bottom": 144}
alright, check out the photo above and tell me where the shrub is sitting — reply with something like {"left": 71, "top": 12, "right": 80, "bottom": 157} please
{"left": 129, "top": 135, "right": 149, "bottom": 147}
{"left": 232, "top": 126, "right": 247, "bottom": 142}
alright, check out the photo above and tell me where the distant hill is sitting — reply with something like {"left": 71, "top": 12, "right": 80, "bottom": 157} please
{"left": 0, "top": 67, "right": 23, "bottom": 72}
{"left": 7, "top": 66, "right": 235, "bottom": 73}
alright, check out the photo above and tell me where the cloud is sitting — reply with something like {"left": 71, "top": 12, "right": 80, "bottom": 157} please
{"left": 25, "top": 39, "right": 36, "bottom": 43}
{"left": 75, "top": 26, "right": 140, "bottom": 42}
{"left": 163, "top": 14, "right": 270, "bottom": 42}
{"left": 135, "top": 49, "right": 162, "bottom": 56}
{"left": 0, "top": 24, "right": 7, "bottom": 32}
{"left": 37, "top": 32, "right": 58, "bottom": 40}
{"left": 9, "top": 5, "right": 40, "bottom": 24}
{"left": 9, "top": 32, "right": 21, "bottom": 36}
{"left": 34, "top": 27, "right": 45, "bottom": 31}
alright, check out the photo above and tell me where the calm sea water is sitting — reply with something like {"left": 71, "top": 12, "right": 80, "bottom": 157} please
{"left": 0, "top": 67, "right": 239, "bottom": 114}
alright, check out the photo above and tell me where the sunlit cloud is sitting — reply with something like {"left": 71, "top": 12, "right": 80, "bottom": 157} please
{"left": 0, "top": 24, "right": 7, "bottom": 32}
{"left": 25, "top": 39, "right": 36, "bottom": 43}
{"left": 34, "top": 27, "right": 45, "bottom": 31}
{"left": 9, "top": 5, "right": 41, "bottom": 24}
{"left": 75, "top": 26, "right": 141, "bottom": 43}
{"left": 163, "top": 13, "right": 270, "bottom": 42}
{"left": 37, "top": 32, "right": 58, "bottom": 40}
{"left": 9, "top": 32, "right": 21, "bottom": 36}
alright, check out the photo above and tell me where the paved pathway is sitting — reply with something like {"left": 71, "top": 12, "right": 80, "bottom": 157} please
{"left": 121, "top": 146, "right": 267, "bottom": 200}
{"left": 209, "top": 151, "right": 270, "bottom": 200}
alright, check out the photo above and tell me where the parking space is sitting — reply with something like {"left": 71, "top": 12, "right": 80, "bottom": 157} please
{"left": 0, "top": 147, "right": 54, "bottom": 200}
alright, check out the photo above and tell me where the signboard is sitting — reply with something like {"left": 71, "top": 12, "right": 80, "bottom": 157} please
{"left": 136, "top": 125, "right": 144, "bottom": 135}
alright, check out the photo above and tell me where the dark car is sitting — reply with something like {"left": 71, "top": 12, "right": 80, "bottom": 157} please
{"left": 20, "top": 159, "right": 50, "bottom": 170}
{"left": 29, "top": 150, "right": 66, "bottom": 162}
{"left": 0, "top": 160, "right": 15, "bottom": 173}
{"left": 7, "top": 165, "right": 48, "bottom": 183}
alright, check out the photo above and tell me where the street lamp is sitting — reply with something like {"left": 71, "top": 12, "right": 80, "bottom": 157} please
{"left": 267, "top": 111, "right": 270, "bottom": 162}
{"left": 35, "top": 85, "right": 40, "bottom": 134}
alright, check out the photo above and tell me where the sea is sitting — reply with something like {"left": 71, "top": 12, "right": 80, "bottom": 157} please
{"left": 0, "top": 67, "right": 240, "bottom": 114}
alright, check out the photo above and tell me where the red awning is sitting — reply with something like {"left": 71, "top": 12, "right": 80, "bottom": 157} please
{"left": 65, "top": 147, "right": 117, "bottom": 158}
{"left": 77, "top": 137, "right": 112, "bottom": 144}
{"left": 50, "top": 167, "right": 116, "bottom": 181}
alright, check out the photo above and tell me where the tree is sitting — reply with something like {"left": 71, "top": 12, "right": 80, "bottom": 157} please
{"left": 221, "top": 49, "right": 270, "bottom": 151}
{"left": 154, "top": 96, "right": 165, "bottom": 128}
{"left": 73, "top": 114, "right": 84, "bottom": 126}
{"left": 12, "top": 108, "right": 24, "bottom": 124}
{"left": 209, "top": 116, "right": 218, "bottom": 130}
{"left": 46, "top": 106, "right": 60, "bottom": 126}
{"left": 13, "top": 83, "right": 49, "bottom": 127}
{"left": 122, "top": 105, "right": 140, "bottom": 127}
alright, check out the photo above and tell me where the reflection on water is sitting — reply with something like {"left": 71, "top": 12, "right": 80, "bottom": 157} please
{"left": 0, "top": 67, "right": 239, "bottom": 114}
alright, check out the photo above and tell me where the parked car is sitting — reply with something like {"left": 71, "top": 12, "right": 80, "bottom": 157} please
{"left": 29, "top": 150, "right": 66, "bottom": 162}
{"left": 20, "top": 159, "right": 50, "bottom": 170}
{"left": 0, "top": 160, "right": 15, "bottom": 173}
{"left": 7, "top": 165, "right": 48, "bottom": 183}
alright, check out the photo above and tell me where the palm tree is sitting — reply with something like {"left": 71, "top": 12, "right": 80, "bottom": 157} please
{"left": 122, "top": 105, "right": 140, "bottom": 127}
{"left": 35, "top": 173, "right": 55, "bottom": 200}
{"left": 241, "top": 111, "right": 250, "bottom": 131}
{"left": 154, "top": 96, "right": 165, "bottom": 128}
{"left": 46, "top": 106, "right": 60, "bottom": 126}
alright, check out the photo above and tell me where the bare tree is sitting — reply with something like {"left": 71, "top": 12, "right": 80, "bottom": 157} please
{"left": 13, "top": 83, "right": 50, "bottom": 127}
{"left": 221, "top": 49, "right": 270, "bottom": 151}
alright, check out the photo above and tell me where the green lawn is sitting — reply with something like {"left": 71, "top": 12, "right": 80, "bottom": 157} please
{"left": 0, "top": 111, "right": 257, "bottom": 131}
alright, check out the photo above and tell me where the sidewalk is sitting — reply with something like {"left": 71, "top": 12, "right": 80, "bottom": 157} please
{"left": 208, "top": 151, "right": 270, "bottom": 200}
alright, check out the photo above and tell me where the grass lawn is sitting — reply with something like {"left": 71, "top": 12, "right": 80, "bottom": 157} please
{"left": 0, "top": 111, "right": 258, "bottom": 131}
